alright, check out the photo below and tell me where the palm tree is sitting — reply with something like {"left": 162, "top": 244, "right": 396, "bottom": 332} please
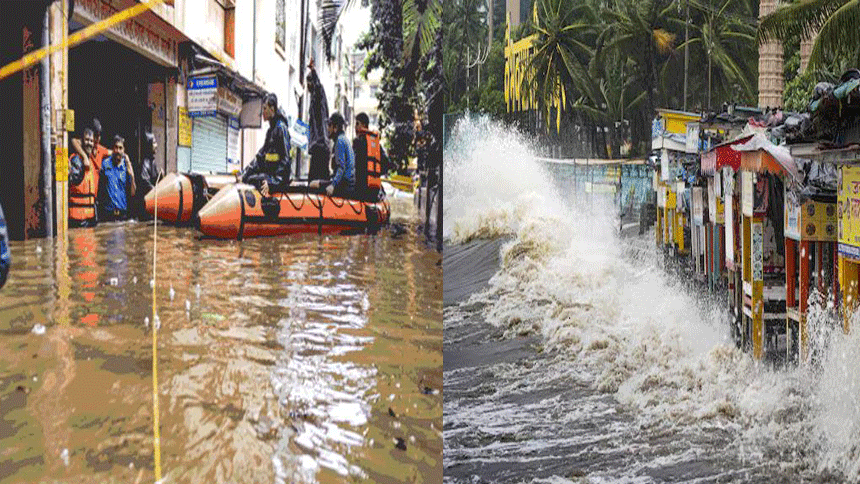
{"left": 758, "top": 0, "right": 860, "bottom": 71}
{"left": 521, "top": 0, "right": 599, "bottom": 131}
{"left": 676, "top": 0, "right": 757, "bottom": 108}
{"left": 571, "top": 53, "right": 646, "bottom": 156}
{"left": 596, "top": 0, "right": 678, "bottom": 148}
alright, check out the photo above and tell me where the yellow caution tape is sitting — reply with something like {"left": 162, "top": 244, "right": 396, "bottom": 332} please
{"left": 0, "top": 0, "right": 164, "bottom": 81}
{"left": 151, "top": 172, "right": 162, "bottom": 482}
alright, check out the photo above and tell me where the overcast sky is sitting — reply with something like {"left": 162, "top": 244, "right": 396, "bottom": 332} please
{"left": 340, "top": 4, "right": 371, "bottom": 51}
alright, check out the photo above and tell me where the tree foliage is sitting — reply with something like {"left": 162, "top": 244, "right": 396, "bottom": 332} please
{"left": 443, "top": 0, "right": 760, "bottom": 156}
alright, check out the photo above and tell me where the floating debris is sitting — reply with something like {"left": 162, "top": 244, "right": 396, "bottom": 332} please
{"left": 144, "top": 317, "right": 150, "bottom": 329}
{"left": 60, "top": 448, "right": 69, "bottom": 467}
{"left": 388, "top": 407, "right": 397, "bottom": 418}
{"left": 185, "top": 299, "right": 191, "bottom": 312}
{"left": 394, "top": 437, "right": 407, "bottom": 451}
{"left": 31, "top": 324, "right": 46, "bottom": 335}
{"left": 195, "top": 283, "right": 201, "bottom": 299}
{"left": 169, "top": 285, "right": 175, "bottom": 301}
{"left": 109, "top": 277, "right": 119, "bottom": 286}
{"left": 150, "top": 279, "right": 155, "bottom": 289}
{"left": 133, "top": 276, "right": 137, "bottom": 284}
{"left": 35, "top": 246, "right": 42, "bottom": 254}
{"left": 154, "top": 315, "right": 161, "bottom": 331}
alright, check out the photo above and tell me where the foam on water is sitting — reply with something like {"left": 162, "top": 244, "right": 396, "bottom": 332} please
{"left": 445, "top": 115, "right": 860, "bottom": 482}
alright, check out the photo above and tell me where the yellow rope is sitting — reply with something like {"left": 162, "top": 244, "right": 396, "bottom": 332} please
{"left": 0, "top": 0, "right": 164, "bottom": 81}
{"left": 152, "top": 173, "right": 162, "bottom": 482}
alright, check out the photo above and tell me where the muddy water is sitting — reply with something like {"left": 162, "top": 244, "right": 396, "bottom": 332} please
{"left": 0, "top": 198, "right": 441, "bottom": 483}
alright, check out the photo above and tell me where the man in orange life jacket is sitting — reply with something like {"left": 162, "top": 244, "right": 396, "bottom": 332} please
{"left": 71, "top": 118, "right": 111, "bottom": 185}
{"left": 352, "top": 112, "right": 389, "bottom": 201}
{"left": 68, "top": 127, "right": 99, "bottom": 227}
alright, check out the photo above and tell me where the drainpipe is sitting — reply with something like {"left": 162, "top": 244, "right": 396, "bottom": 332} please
{"left": 41, "top": 1, "right": 53, "bottom": 238}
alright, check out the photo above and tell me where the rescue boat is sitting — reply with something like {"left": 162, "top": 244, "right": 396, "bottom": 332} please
{"left": 144, "top": 172, "right": 239, "bottom": 223}
{"left": 197, "top": 183, "right": 390, "bottom": 239}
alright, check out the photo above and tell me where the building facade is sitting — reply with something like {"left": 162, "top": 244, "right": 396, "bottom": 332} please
{"left": 0, "top": 0, "right": 350, "bottom": 240}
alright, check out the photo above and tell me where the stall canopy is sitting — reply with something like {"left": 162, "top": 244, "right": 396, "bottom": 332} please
{"left": 700, "top": 134, "right": 753, "bottom": 175}
{"left": 734, "top": 133, "right": 800, "bottom": 181}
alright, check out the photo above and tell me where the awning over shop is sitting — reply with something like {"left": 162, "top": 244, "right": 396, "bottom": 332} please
{"left": 700, "top": 135, "right": 752, "bottom": 175}
{"left": 735, "top": 133, "right": 799, "bottom": 181}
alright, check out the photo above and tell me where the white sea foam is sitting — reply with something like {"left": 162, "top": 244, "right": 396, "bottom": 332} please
{"left": 445, "top": 115, "right": 860, "bottom": 481}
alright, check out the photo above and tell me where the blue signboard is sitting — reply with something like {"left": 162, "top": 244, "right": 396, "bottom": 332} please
{"left": 188, "top": 75, "right": 218, "bottom": 117}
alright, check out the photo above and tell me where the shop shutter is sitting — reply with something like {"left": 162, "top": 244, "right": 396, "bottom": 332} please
{"left": 191, "top": 115, "right": 227, "bottom": 173}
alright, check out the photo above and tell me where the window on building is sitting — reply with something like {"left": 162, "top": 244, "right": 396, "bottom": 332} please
{"left": 276, "top": 0, "right": 286, "bottom": 50}
{"left": 370, "top": 85, "right": 378, "bottom": 97}
{"left": 354, "top": 86, "right": 361, "bottom": 100}
{"left": 224, "top": 2, "right": 235, "bottom": 57}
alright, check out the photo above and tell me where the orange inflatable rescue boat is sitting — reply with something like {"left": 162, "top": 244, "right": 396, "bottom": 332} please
{"left": 144, "top": 172, "right": 238, "bottom": 223}
{"left": 197, "top": 183, "right": 390, "bottom": 239}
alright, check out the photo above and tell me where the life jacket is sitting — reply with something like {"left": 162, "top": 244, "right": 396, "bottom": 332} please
{"left": 358, "top": 128, "right": 382, "bottom": 190}
{"left": 69, "top": 153, "right": 97, "bottom": 222}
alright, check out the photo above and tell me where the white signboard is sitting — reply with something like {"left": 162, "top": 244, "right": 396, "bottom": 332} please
{"left": 752, "top": 221, "right": 763, "bottom": 281}
{"left": 289, "top": 117, "right": 309, "bottom": 152}
{"left": 708, "top": 177, "right": 716, "bottom": 223}
{"left": 657, "top": 187, "right": 666, "bottom": 208}
{"left": 661, "top": 149, "right": 669, "bottom": 181}
{"left": 726, "top": 189, "right": 734, "bottom": 268}
{"left": 692, "top": 187, "right": 704, "bottom": 225}
{"left": 227, "top": 117, "right": 240, "bottom": 167}
{"left": 686, "top": 124, "right": 700, "bottom": 153}
{"left": 187, "top": 76, "right": 217, "bottom": 117}
{"left": 742, "top": 170, "right": 754, "bottom": 217}
{"left": 785, "top": 188, "right": 801, "bottom": 241}
{"left": 218, "top": 87, "right": 242, "bottom": 117}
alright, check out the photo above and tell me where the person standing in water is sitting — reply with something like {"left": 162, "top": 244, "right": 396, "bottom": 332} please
{"left": 98, "top": 135, "right": 136, "bottom": 222}
{"left": 136, "top": 131, "right": 163, "bottom": 219}
{"left": 241, "top": 93, "right": 292, "bottom": 197}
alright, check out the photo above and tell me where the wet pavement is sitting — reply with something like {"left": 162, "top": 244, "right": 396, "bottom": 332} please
{"left": 0, "top": 198, "right": 441, "bottom": 483}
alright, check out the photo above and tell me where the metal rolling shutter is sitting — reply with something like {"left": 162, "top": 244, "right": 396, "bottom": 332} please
{"left": 191, "top": 115, "right": 227, "bottom": 173}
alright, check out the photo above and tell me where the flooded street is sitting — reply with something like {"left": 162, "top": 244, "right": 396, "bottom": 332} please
{"left": 0, "top": 198, "right": 442, "bottom": 483}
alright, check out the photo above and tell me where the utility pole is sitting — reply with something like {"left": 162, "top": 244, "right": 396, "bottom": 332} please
{"left": 683, "top": 0, "right": 689, "bottom": 112}
{"left": 487, "top": 0, "right": 493, "bottom": 51}
{"left": 297, "top": 0, "right": 308, "bottom": 177}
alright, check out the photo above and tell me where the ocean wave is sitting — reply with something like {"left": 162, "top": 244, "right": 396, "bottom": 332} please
{"left": 446, "top": 115, "right": 860, "bottom": 482}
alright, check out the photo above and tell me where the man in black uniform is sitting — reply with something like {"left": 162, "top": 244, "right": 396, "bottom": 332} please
{"left": 242, "top": 93, "right": 292, "bottom": 196}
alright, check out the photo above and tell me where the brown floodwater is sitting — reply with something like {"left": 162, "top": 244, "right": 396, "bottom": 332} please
{"left": 0, "top": 197, "right": 442, "bottom": 483}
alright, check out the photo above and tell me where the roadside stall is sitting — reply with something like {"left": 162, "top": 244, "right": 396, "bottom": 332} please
{"left": 735, "top": 136, "right": 796, "bottom": 360}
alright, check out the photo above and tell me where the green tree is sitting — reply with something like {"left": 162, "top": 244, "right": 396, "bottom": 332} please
{"left": 676, "top": 0, "right": 757, "bottom": 108}
{"left": 521, "top": 0, "right": 598, "bottom": 130}
{"left": 759, "top": 0, "right": 860, "bottom": 71}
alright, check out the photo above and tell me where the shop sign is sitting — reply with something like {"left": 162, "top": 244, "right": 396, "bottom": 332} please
{"left": 178, "top": 107, "right": 192, "bottom": 147}
{"left": 218, "top": 88, "right": 242, "bottom": 117}
{"left": 289, "top": 117, "right": 309, "bottom": 152}
{"left": 742, "top": 171, "right": 754, "bottom": 217}
{"left": 752, "top": 221, "right": 763, "bottom": 282}
{"left": 660, "top": 149, "right": 669, "bottom": 181}
{"left": 227, "top": 117, "right": 240, "bottom": 167}
{"left": 188, "top": 76, "right": 218, "bottom": 117}
{"left": 55, "top": 147, "right": 68, "bottom": 182}
{"left": 657, "top": 186, "right": 666, "bottom": 208}
{"left": 725, "top": 189, "right": 734, "bottom": 269}
{"left": 74, "top": 0, "right": 179, "bottom": 66}
{"left": 838, "top": 166, "right": 860, "bottom": 255}
{"left": 708, "top": 177, "right": 724, "bottom": 224}
{"left": 692, "top": 187, "right": 704, "bottom": 225}
{"left": 785, "top": 190, "right": 801, "bottom": 240}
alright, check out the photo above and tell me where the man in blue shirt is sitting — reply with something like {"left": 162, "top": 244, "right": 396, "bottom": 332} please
{"left": 98, "top": 135, "right": 136, "bottom": 221}
{"left": 310, "top": 112, "right": 355, "bottom": 198}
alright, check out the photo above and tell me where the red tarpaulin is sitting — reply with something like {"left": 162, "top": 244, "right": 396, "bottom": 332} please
{"left": 700, "top": 135, "right": 753, "bottom": 175}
